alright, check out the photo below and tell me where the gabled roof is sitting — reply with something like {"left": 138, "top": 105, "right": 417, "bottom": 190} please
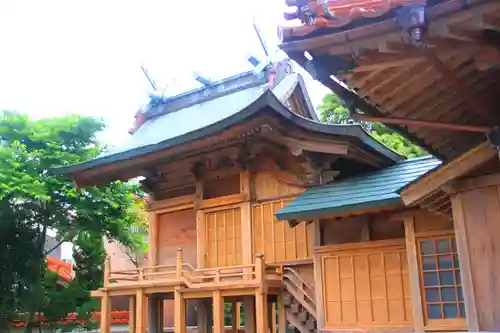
{"left": 55, "top": 64, "right": 402, "bottom": 184}
{"left": 275, "top": 156, "right": 441, "bottom": 221}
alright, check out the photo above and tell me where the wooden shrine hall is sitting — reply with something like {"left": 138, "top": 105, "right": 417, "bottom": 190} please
{"left": 279, "top": 0, "right": 500, "bottom": 332}
{"left": 59, "top": 2, "right": 500, "bottom": 328}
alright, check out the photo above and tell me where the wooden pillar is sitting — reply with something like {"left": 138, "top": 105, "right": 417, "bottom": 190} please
{"left": 255, "top": 291, "right": 269, "bottom": 333}
{"left": 100, "top": 292, "right": 111, "bottom": 333}
{"left": 129, "top": 296, "right": 136, "bottom": 333}
{"left": 243, "top": 296, "right": 256, "bottom": 333}
{"left": 174, "top": 289, "right": 186, "bottom": 333}
{"left": 135, "top": 289, "right": 146, "bottom": 333}
{"left": 277, "top": 295, "right": 286, "bottom": 333}
{"left": 236, "top": 302, "right": 241, "bottom": 329}
{"left": 176, "top": 247, "right": 184, "bottom": 279}
{"left": 196, "top": 210, "right": 206, "bottom": 269}
{"left": 232, "top": 301, "right": 239, "bottom": 333}
{"left": 404, "top": 215, "right": 425, "bottom": 333}
{"left": 270, "top": 302, "right": 277, "bottom": 333}
{"left": 213, "top": 290, "right": 225, "bottom": 333}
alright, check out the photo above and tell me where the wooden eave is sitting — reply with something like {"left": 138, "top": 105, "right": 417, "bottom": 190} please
{"left": 400, "top": 142, "right": 497, "bottom": 205}
{"left": 280, "top": 0, "right": 500, "bottom": 160}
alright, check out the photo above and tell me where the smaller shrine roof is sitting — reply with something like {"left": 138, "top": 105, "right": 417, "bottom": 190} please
{"left": 275, "top": 155, "right": 441, "bottom": 221}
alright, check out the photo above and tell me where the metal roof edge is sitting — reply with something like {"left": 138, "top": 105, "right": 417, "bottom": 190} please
{"left": 275, "top": 197, "right": 402, "bottom": 221}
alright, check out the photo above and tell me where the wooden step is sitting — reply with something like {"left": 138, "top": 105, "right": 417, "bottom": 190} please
{"left": 289, "top": 303, "right": 300, "bottom": 314}
{"left": 297, "top": 311, "right": 308, "bottom": 323}
{"left": 282, "top": 292, "right": 293, "bottom": 306}
{"left": 285, "top": 309, "right": 310, "bottom": 333}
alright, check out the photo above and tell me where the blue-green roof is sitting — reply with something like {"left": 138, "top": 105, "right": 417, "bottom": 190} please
{"left": 275, "top": 156, "right": 441, "bottom": 221}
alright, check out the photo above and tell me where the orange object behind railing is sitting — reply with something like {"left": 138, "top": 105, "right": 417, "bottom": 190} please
{"left": 8, "top": 311, "right": 129, "bottom": 327}
{"left": 47, "top": 256, "right": 73, "bottom": 282}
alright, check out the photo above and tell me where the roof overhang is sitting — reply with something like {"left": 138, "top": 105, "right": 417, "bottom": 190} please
{"left": 400, "top": 142, "right": 497, "bottom": 205}
{"left": 279, "top": 0, "right": 500, "bottom": 160}
{"left": 55, "top": 91, "right": 402, "bottom": 187}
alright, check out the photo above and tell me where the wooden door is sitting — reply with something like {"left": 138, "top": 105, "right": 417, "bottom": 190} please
{"left": 205, "top": 207, "right": 243, "bottom": 268}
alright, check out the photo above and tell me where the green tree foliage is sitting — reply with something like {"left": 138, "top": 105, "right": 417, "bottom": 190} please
{"left": 0, "top": 111, "right": 146, "bottom": 331}
{"left": 318, "top": 94, "right": 427, "bottom": 158}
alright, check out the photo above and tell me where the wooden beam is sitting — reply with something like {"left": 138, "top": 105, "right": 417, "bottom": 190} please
{"left": 232, "top": 301, "right": 239, "bottom": 333}
{"left": 450, "top": 172, "right": 500, "bottom": 193}
{"left": 403, "top": 215, "right": 425, "bottom": 333}
{"left": 401, "top": 142, "right": 496, "bottom": 205}
{"left": 424, "top": 51, "right": 496, "bottom": 123}
{"left": 196, "top": 210, "right": 206, "bottom": 269}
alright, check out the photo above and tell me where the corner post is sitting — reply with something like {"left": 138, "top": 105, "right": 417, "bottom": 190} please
{"left": 255, "top": 254, "right": 268, "bottom": 333}
{"left": 135, "top": 289, "right": 146, "bottom": 333}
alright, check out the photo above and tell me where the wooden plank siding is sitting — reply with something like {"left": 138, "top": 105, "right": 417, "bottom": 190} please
{"left": 317, "top": 240, "right": 412, "bottom": 329}
{"left": 252, "top": 200, "right": 314, "bottom": 263}
{"left": 205, "top": 207, "right": 243, "bottom": 268}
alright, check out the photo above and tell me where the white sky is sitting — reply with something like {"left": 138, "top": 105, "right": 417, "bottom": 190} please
{"left": 0, "top": 0, "right": 329, "bottom": 149}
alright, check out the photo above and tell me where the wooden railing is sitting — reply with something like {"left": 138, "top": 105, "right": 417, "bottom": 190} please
{"left": 282, "top": 266, "right": 317, "bottom": 318}
{"left": 103, "top": 249, "right": 284, "bottom": 289}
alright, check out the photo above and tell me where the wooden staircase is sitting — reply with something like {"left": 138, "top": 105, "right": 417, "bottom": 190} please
{"left": 281, "top": 267, "right": 317, "bottom": 333}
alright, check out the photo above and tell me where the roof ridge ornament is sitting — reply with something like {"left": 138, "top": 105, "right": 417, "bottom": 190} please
{"left": 280, "top": 0, "right": 428, "bottom": 41}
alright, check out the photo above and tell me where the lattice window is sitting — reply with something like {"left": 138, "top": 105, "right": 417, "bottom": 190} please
{"left": 417, "top": 236, "right": 466, "bottom": 327}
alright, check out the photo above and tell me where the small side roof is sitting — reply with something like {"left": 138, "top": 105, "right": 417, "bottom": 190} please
{"left": 275, "top": 156, "right": 441, "bottom": 221}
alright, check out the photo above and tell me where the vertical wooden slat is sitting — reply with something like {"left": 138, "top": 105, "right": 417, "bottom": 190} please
{"left": 233, "top": 210, "right": 237, "bottom": 265}
{"left": 214, "top": 213, "right": 219, "bottom": 267}
{"left": 404, "top": 215, "right": 425, "bottom": 332}
{"left": 351, "top": 256, "right": 358, "bottom": 322}
{"left": 381, "top": 253, "right": 389, "bottom": 322}
{"left": 366, "top": 254, "right": 373, "bottom": 323}
{"left": 148, "top": 212, "right": 159, "bottom": 267}
{"left": 241, "top": 203, "right": 252, "bottom": 265}
{"left": 260, "top": 204, "right": 265, "bottom": 258}
{"left": 271, "top": 203, "right": 276, "bottom": 262}
{"left": 197, "top": 210, "right": 205, "bottom": 269}
{"left": 451, "top": 194, "right": 479, "bottom": 331}
{"left": 336, "top": 256, "right": 343, "bottom": 322}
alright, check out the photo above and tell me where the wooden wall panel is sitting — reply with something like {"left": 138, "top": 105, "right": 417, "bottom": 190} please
{"left": 205, "top": 207, "right": 243, "bottom": 268}
{"left": 319, "top": 241, "right": 412, "bottom": 329}
{"left": 158, "top": 209, "right": 197, "bottom": 266}
{"left": 452, "top": 185, "right": 500, "bottom": 331}
{"left": 253, "top": 172, "right": 304, "bottom": 200}
{"left": 252, "top": 200, "right": 313, "bottom": 263}
{"left": 414, "top": 210, "right": 454, "bottom": 234}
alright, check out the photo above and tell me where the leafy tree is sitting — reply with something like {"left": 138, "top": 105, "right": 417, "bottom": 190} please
{"left": 318, "top": 94, "right": 426, "bottom": 158}
{"left": 0, "top": 111, "right": 146, "bottom": 332}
